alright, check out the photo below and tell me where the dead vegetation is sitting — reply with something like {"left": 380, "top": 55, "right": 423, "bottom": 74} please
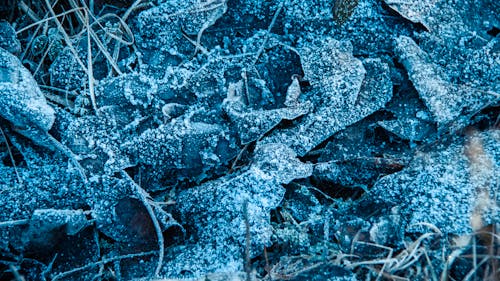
{"left": 0, "top": 0, "right": 498, "bottom": 280}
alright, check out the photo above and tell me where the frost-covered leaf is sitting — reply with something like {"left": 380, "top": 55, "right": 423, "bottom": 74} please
{"left": 0, "top": 22, "right": 21, "bottom": 55}
{"left": 261, "top": 39, "right": 392, "bottom": 156}
{"left": 384, "top": 0, "right": 499, "bottom": 38}
{"left": 136, "top": 0, "right": 227, "bottom": 73}
{"left": 0, "top": 47, "right": 55, "bottom": 142}
{"left": 162, "top": 143, "right": 312, "bottom": 277}
{"left": 383, "top": 0, "right": 439, "bottom": 31}
{"left": 377, "top": 118, "right": 435, "bottom": 142}
{"left": 62, "top": 108, "right": 135, "bottom": 174}
{"left": 394, "top": 36, "right": 497, "bottom": 130}
{"left": 97, "top": 73, "right": 157, "bottom": 109}
{"left": 124, "top": 117, "right": 237, "bottom": 187}
{"left": 223, "top": 77, "right": 311, "bottom": 144}
{"left": 370, "top": 129, "right": 500, "bottom": 235}
{"left": 22, "top": 209, "right": 90, "bottom": 242}
{"left": 49, "top": 47, "right": 86, "bottom": 91}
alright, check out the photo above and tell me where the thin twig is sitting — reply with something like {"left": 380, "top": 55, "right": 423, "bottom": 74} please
{"left": 9, "top": 264, "right": 25, "bottom": 281}
{"left": 120, "top": 171, "right": 165, "bottom": 278}
{"left": 243, "top": 200, "right": 252, "bottom": 281}
{"left": 0, "top": 218, "right": 29, "bottom": 228}
{"left": 51, "top": 250, "right": 157, "bottom": 281}
{"left": 251, "top": 1, "right": 285, "bottom": 66}
{"left": 181, "top": 28, "right": 209, "bottom": 56}
{"left": 46, "top": 134, "right": 88, "bottom": 183}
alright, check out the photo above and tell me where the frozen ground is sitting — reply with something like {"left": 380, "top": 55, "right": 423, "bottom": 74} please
{"left": 0, "top": 0, "right": 498, "bottom": 280}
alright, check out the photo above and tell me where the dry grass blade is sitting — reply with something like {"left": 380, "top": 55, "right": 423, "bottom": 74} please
{"left": 268, "top": 257, "right": 323, "bottom": 280}
{"left": 67, "top": 0, "right": 122, "bottom": 75}
{"left": 345, "top": 228, "right": 440, "bottom": 280}
{"left": 122, "top": 0, "right": 152, "bottom": 22}
{"left": 88, "top": 12, "right": 135, "bottom": 70}
{"left": 21, "top": 0, "right": 134, "bottom": 93}
{"left": 40, "top": 0, "right": 134, "bottom": 113}
{"left": 16, "top": 7, "right": 86, "bottom": 34}
{"left": 365, "top": 266, "right": 409, "bottom": 281}
{"left": 423, "top": 249, "right": 439, "bottom": 281}
{"left": 251, "top": 1, "right": 285, "bottom": 66}
{"left": 84, "top": 8, "right": 98, "bottom": 113}
{"left": 83, "top": 13, "right": 134, "bottom": 46}
{"left": 40, "top": 85, "right": 78, "bottom": 97}
{"left": 43, "top": 0, "right": 89, "bottom": 73}
{"left": 18, "top": 0, "right": 41, "bottom": 23}
{"left": 440, "top": 246, "right": 468, "bottom": 281}
{"left": 392, "top": 232, "right": 436, "bottom": 271}
{"left": 462, "top": 256, "right": 490, "bottom": 281}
